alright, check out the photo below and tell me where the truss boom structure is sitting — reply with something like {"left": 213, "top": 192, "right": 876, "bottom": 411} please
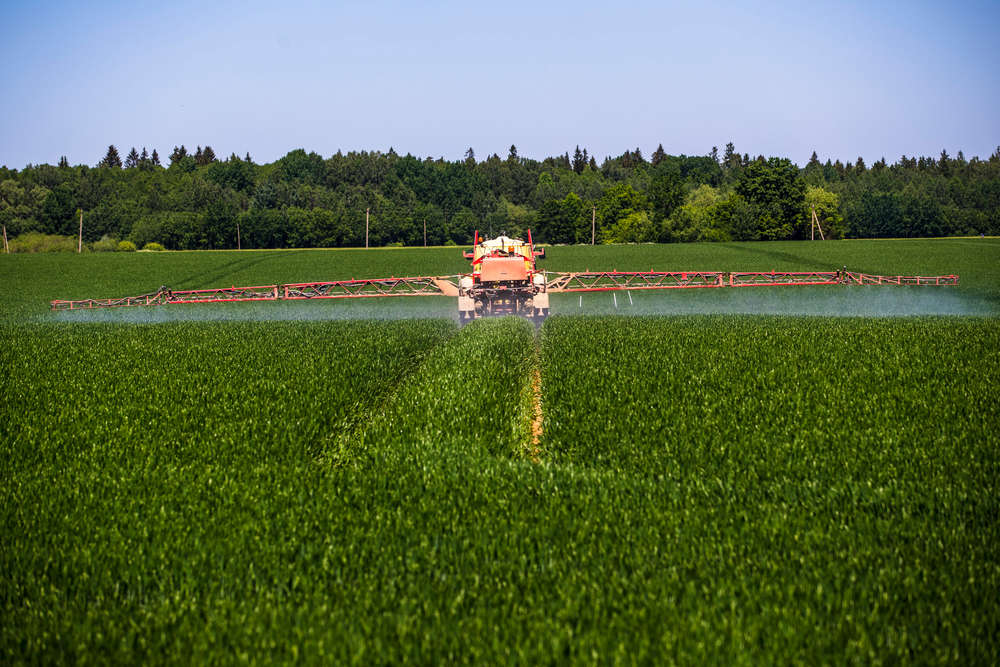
{"left": 51, "top": 277, "right": 461, "bottom": 311}
{"left": 51, "top": 270, "right": 958, "bottom": 311}
{"left": 543, "top": 270, "right": 959, "bottom": 292}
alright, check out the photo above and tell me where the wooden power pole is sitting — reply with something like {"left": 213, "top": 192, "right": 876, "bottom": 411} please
{"left": 811, "top": 205, "right": 825, "bottom": 241}
{"left": 592, "top": 206, "right": 596, "bottom": 245}
{"left": 3, "top": 225, "right": 8, "bottom": 253}
{"left": 366, "top": 207, "right": 370, "bottom": 249}
{"left": 78, "top": 209, "right": 83, "bottom": 253}
{"left": 424, "top": 219, "right": 427, "bottom": 247}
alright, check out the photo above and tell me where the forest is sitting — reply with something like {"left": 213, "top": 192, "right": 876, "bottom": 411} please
{"left": 2, "top": 142, "right": 998, "bottom": 251}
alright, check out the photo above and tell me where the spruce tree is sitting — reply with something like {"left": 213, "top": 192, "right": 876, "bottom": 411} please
{"left": 939, "top": 149, "right": 950, "bottom": 177}
{"left": 139, "top": 147, "right": 150, "bottom": 170}
{"left": 151, "top": 149, "right": 161, "bottom": 166}
{"left": 633, "top": 147, "right": 644, "bottom": 164}
{"left": 808, "top": 151, "right": 820, "bottom": 166}
{"left": 202, "top": 145, "right": 216, "bottom": 165}
{"left": 572, "top": 145, "right": 585, "bottom": 174}
{"left": 245, "top": 152, "right": 253, "bottom": 164}
{"left": 723, "top": 142, "right": 736, "bottom": 168}
{"left": 589, "top": 156, "right": 597, "bottom": 171}
{"left": 651, "top": 144, "right": 666, "bottom": 166}
{"left": 709, "top": 146, "right": 719, "bottom": 164}
{"left": 855, "top": 157, "right": 866, "bottom": 173}
{"left": 169, "top": 146, "right": 187, "bottom": 166}
{"left": 58, "top": 156, "right": 69, "bottom": 168}
{"left": 103, "top": 145, "right": 122, "bottom": 168}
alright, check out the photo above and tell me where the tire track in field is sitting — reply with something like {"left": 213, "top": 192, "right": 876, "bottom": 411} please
{"left": 173, "top": 250, "right": 308, "bottom": 290}
{"left": 526, "top": 327, "right": 544, "bottom": 463}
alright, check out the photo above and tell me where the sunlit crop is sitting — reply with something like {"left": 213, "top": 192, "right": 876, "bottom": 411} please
{"left": 1, "top": 240, "right": 998, "bottom": 665}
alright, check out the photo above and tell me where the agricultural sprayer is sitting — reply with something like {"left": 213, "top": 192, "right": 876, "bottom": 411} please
{"left": 51, "top": 231, "right": 960, "bottom": 319}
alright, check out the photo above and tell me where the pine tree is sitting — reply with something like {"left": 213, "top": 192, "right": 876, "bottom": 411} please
{"left": 194, "top": 146, "right": 204, "bottom": 166}
{"left": 742, "top": 153, "right": 750, "bottom": 168}
{"left": 709, "top": 146, "right": 720, "bottom": 164}
{"left": 651, "top": 144, "right": 666, "bottom": 166}
{"left": 808, "top": 151, "right": 820, "bottom": 166}
{"left": 245, "top": 152, "right": 253, "bottom": 164}
{"left": 139, "top": 147, "right": 150, "bottom": 170}
{"left": 633, "top": 147, "right": 644, "bottom": 164}
{"left": 939, "top": 149, "right": 950, "bottom": 177}
{"left": 589, "top": 156, "right": 597, "bottom": 171}
{"left": 572, "top": 145, "right": 585, "bottom": 174}
{"left": 151, "top": 149, "right": 161, "bottom": 166}
{"left": 723, "top": 142, "right": 736, "bottom": 168}
{"left": 125, "top": 147, "right": 139, "bottom": 169}
{"left": 956, "top": 150, "right": 966, "bottom": 165}
{"left": 990, "top": 146, "right": 1000, "bottom": 163}
{"left": 58, "top": 156, "right": 69, "bottom": 168}
{"left": 582, "top": 148, "right": 588, "bottom": 168}
{"left": 833, "top": 159, "right": 845, "bottom": 180}
{"left": 508, "top": 145, "right": 518, "bottom": 161}
{"left": 855, "top": 156, "right": 866, "bottom": 173}
{"left": 202, "top": 146, "right": 216, "bottom": 165}
{"left": 388, "top": 146, "right": 398, "bottom": 157}
{"left": 170, "top": 146, "right": 188, "bottom": 166}
{"left": 103, "top": 145, "right": 123, "bottom": 168}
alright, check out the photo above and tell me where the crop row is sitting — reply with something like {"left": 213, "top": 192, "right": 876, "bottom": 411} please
{"left": 2, "top": 313, "right": 998, "bottom": 665}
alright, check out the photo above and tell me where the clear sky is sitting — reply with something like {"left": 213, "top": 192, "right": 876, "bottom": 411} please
{"left": 1, "top": 0, "right": 997, "bottom": 169}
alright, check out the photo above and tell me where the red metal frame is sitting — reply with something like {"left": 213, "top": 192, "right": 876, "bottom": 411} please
{"left": 543, "top": 271, "right": 958, "bottom": 292}
{"left": 282, "top": 277, "right": 456, "bottom": 299}
{"left": 50, "top": 270, "right": 959, "bottom": 311}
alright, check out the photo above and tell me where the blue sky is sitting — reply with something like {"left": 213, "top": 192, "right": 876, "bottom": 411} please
{"left": 1, "top": 0, "right": 997, "bottom": 169}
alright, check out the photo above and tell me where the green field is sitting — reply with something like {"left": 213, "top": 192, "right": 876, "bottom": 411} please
{"left": 2, "top": 240, "right": 998, "bottom": 665}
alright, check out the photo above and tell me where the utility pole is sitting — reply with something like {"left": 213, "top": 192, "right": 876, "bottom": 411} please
{"left": 3, "top": 225, "right": 8, "bottom": 253}
{"left": 811, "top": 205, "right": 825, "bottom": 241}
{"left": 237, "top": 219, "right": 241, "bottom": 250}
{"left": 78, "top": 209, "right": 83, "bottom": 253}
{"left": 424, "top": 219, "right": 427, "bottom": 247}
{"left": 366, "top": 207, "right": 370, "bottom": 249}
{"left": 592, "top": 206, "right": 596, "bottom": 245}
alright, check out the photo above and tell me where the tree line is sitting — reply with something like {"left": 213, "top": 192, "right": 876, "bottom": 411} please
{"left": 2, "top": 141, "right": 998, "bottom": 251}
